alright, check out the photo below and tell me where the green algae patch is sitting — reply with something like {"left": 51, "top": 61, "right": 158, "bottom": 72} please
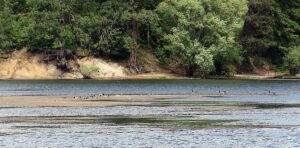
{"left": 158, "top": 101, "right": 300, "bottom": 109}
{"left": 242, "top": 103, "right": 300, "bottom": 109}
{"left": 104, "top": 117, "right": 169, "bottom": 125}
{"left": 98, "top": 117, "right": 238, "bottom": 129}
{"left": 148, "top": 101, "right": 230, "bottom": 107}
{"left": 173, "top": 119, "right": 238, "bottom": 128}
{"left": 0, "top": 115, "right": 238, "bottom": 129}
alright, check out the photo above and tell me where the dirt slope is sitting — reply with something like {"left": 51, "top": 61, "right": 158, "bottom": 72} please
{"left": 0, "top": 49, "right": 60, "bottom": 79}
{"left": 0, "top": 49, "right": 175, "bottom": 80}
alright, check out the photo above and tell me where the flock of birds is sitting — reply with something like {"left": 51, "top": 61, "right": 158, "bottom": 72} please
{"left": 73, "top": 93, "right": 109, "bottom": 100}
{"left": 192, "top": 89, "right": 276, "bottom": 96}
{"left": 217, "top": 90, "right": 277, "bottom": 96}
{"left": 73, "top": 89, "right": 277, "bottom": 100}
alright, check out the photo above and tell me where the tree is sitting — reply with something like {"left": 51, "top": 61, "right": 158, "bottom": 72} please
{"left": 163, "top": 28, "right": 214, "bottom": 76}
{"left": 156, "top": 0, "right": 248, "bottom": 76}
{"left": 286, "top": 46, "right": 300, "bottom": 75}
{"left": 240, "top": 0, "right": 300, "bottom": 67}
{"left": 128, "top": 0, "right": 139, "bottom": 71}
{"left": 94, "top": 0, "right": 160, "bottom": 64}
{"left": 105, "top": 0, "right": 160, "bottom": 71}
{"left": 0, "top": 6, "right": 14, "bottom": 49}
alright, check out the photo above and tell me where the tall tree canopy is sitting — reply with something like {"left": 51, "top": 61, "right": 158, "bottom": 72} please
{"left": 0, "top": 0, "right": 161, "bottom": 59}
{"left": 240, "top": 0, "right": 300, "bottom": 68}
{"left": 156, "top": 0, "right": 248, "bottom": 76}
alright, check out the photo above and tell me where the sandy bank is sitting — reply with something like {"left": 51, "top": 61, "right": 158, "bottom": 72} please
{"left": 0, "top": 93, "right": 277, "bottom": 107}
{"left": 0, "top": 94, "right": 216, "bottom": 107}
{"left": 0, "top": 96, "right": 149, "bottom": 107}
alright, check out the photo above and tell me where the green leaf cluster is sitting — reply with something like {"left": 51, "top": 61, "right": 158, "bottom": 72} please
{"left": 156, "top": 0, "right": 248, "bottom": 76}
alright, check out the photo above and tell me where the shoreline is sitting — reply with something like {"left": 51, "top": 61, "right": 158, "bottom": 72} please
{"left": 1, "top": 72, "right": 298, "bottom": 81}
{"left": 0, "top": 72, "right": 299, "bottom": 81}
{"left": 1, "top": 49, "right": 299, "bottom": 81}
{"left": 0, "top": 93, "right": 281, "bottom": 107}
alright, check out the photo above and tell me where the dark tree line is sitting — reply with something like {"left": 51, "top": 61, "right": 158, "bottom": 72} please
{"left": 240, "top": 0, "right": 300, "bottom": 74}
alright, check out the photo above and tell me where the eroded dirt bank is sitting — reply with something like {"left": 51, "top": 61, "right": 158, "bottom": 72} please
{"left": 0, "top": 49, "right": 128, "bottom": 79}
{"left": 0, "top": 49, "right": 176, "bottom": 80}
{"left": 0, "top": 49, "right": 60, "bottom": 79}
{"left": 0, "top": 49, "right": 298, "bottom": 80}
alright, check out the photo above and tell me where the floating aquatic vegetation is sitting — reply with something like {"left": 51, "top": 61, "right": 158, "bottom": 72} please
{"left": 242, "top": 103, "right": 300, "bottom": 109}
{"left": 0, "top": 115, "right": 238, "bottom": 129}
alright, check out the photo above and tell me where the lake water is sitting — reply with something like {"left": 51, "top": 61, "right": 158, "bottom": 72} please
{"left": 0, "top": 79, "right": 300, "bottom": 147}
{"left": 0, "top": 79, "right": 299, "bottom": 96}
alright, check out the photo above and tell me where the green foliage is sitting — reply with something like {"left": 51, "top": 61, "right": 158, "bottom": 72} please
{"left": 240, "top": 0, "right": 300, "bottom": 67}
{"left": 213, "top": 45, "right": 243, "bottom": 76}
{"left": 286, "top": 46, "right": 300, "bottom": 75}
{"left": 0, "top": 0, "right": 3, "bottom": 9}
{"left": 156, "top": 0, "right": 248, "bottom": 76}
{"left": 80, "top": 64, "right": 100, "bottom": 79}
{"left": 0, "top": 7, "right": 14, "bottom": 49}
{"left": 0, "top": 0, "right": 298, "bottom": 77}
{"left": 163, "top": 28, "right": 214, "bottom": 76}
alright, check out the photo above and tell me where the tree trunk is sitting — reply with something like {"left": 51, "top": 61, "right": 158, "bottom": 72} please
{"left": 129, "top": 16, "right": 138, "bottom": 72}
{"left": 186, "top": 65, "right": 196, "bottom": 77}
{"left": 147, "top": 24, "right": 150, "bottom": 48}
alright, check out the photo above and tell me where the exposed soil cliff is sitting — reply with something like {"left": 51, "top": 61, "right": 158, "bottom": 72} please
{"left": 0, "top": 49, "right": 60, "bottom": 79}
{"left": 0, "top": 49, "right": 176, "bottom": 79}
{"left": 0, "top": 49, "right": 127, "bottom": 79}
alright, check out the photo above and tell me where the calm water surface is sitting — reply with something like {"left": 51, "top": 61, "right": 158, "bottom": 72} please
{"left": 0, "top": 79, "right": 299, "bottom": 96}
{"left": 0, "top": 79, "right": 300, "bottom": 147}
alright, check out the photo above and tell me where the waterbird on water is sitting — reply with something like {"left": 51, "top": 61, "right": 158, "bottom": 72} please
{"left": 268, "top": 90, "right": 276, "bottom": 95}
{"left": 219, "top": 90, "right": 227, "bottom": 95}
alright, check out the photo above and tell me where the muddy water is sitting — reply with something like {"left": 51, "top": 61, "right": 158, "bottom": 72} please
{"left": 0, "top": 80, "right": 300, "bottom": 147}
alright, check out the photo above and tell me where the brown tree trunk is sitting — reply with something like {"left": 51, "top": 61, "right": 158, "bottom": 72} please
{"left": 186, "top": 65, "right": 196, "bottom": 77}
{"left": 147, "top": 24, "right": 150, "bottom": 48}
{"left": 129, "top": 16, "right": 138, "bottom": 72}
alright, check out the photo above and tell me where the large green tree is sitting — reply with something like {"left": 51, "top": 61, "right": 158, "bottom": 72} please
{"left": 156, "top": 0, "right": 248, "bottom": 76}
